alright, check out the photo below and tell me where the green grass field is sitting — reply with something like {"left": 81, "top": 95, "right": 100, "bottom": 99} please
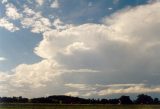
{"left": 0, "top": 104, "right": 160, "bottom": 109}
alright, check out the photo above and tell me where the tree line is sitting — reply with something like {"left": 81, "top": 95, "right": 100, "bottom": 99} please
{"left": 0, "top": 94, "right": 159, "bottom": 104}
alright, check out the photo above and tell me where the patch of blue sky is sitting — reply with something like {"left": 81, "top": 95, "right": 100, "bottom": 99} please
{"left": 0, "top": 28, "right": 42, "bottom": 72}
{"left": 52, "top": 0, "right": 149, "bottom": 24}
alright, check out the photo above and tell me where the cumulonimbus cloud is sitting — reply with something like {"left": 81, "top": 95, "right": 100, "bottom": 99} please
{"left": 0, "top": 2, "right": 160, "bottom": 98}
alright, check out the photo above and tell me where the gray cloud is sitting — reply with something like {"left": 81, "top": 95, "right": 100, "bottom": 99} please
{"left": 64, "top": 83, "right": 160, "bottom": 97}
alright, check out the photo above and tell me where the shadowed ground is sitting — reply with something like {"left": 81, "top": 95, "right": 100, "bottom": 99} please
{"left": 0, "top": 104, "right": 160, "bottom": 109}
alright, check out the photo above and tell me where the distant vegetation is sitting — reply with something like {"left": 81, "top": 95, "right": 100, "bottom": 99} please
{"left": 0, "top": 94, "right": 159, "bottom": 104}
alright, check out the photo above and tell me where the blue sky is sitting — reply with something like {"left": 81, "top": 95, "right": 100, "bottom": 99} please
{"left": 0, "top": 0, "right": 160, "bottom": 98}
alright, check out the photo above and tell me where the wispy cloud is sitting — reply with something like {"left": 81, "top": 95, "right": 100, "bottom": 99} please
{"left": 0, "top": 18, "right": 19, "bottom": 32}
{"left": 113, "top": 0, "right": 119, "bottom": 4}
{"left": 65, "top": 92, "right": 79, "bottom": 97}
{"left": 0, "top": 57, "right": 6, "bottom": 61}
{"left": 35, "top": 0, "right": 44, "bottom": 6}
{"left": 51, "top": 0, "right": 59, "bottom": 8}
{"left": 1, "top": 0, "right": 7, "bottom": 4}
{"left": 21, "top": 6, "right": 52, "bottom": 33}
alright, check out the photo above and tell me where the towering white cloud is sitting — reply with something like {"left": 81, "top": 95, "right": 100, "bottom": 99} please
{"left": 33, "top": 2, "right": 160, "bottom": 97}
{"left": 64, "top": 42, "right": 90, "bottom": 55}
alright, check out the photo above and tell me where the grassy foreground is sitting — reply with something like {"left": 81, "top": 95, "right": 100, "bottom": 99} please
{"left": 0, "top": 104, "right": 160, "bottom": 109}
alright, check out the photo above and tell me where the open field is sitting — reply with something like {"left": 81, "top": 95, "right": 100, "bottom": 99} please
{"left": 0, "top": 104, "right": 160, "bottom": 109}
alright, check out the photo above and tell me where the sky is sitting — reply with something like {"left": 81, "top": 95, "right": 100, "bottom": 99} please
{"left": 0, "top": 0, "right": 160, "bottom": 98}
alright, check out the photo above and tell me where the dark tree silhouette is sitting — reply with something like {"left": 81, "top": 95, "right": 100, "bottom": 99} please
{"left": 101, "top": 99, "right": 108, "bottom": 104}
{"left": 153, "top": 98, "right": 159, "bottom": 104}
{"left": 119, "top": 95, "right": 133, "bottom": 104}
{"left": 108, "top": 99, "right": 119, "bottom": 104}
{"left": 135, "top": 94, "right": 153, "bottom": 104}
{"left": 0, "top": 94, "right": 160, "bottom": 104}
{"left": 0, "top": 97, "right": 28, "bottom": 103}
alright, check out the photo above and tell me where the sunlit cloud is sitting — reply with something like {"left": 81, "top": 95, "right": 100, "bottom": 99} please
{"left": 5, "top": 3, "right": 22, "bottom": 20}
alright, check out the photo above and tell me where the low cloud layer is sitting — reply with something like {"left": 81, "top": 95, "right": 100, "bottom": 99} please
{"left": 64, "top": 83, "right": 160, "bottom": 97}
{"left": 0, "top": 1, "right": 160, "bottom": 98}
